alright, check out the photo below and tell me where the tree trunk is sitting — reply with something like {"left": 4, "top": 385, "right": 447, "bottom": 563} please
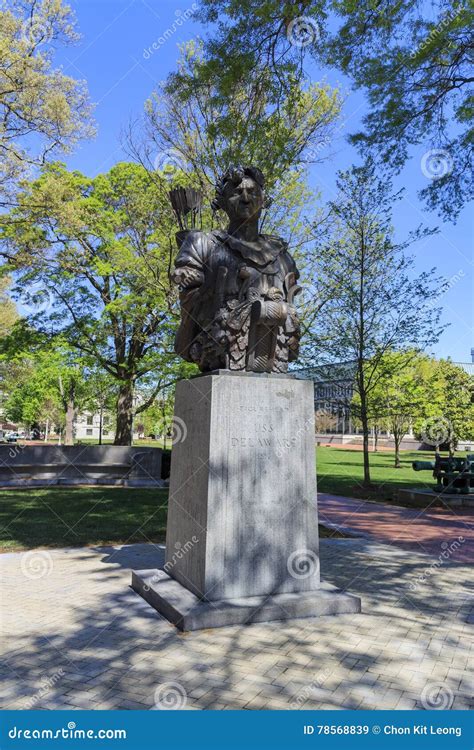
{"left": 114, "top": 380, "right": 134, "bottom": 446}
{"left": 64, "top": 400, "right": 75, "bottom": 446}
{"left": 357, "top": 240, "right": 370, "bottom": 485}
{"left": 162, "top": 401, "right": 167, "bottom": 450}
{"left": 360, "top": 408, "right": 371, "bottom": 485}
{"left": 449, "top": 438, "right": 456, "bottom": 458}
{"left": 58, "top": 375, "right": 76, "bottom": 446}
{"left": 99, "top": 404, "right": 103, "bottom": 446}
{"left": 394, "top": 435, "right": 401, "bottom": 468}
{"left": 373, "top": 425, "right": 379, "bottom": 453}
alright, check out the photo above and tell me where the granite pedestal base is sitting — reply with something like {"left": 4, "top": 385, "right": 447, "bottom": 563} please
{"left": 132, "top": 568, "right": 361, "bottom": 631}
{"left": 131, "top": 371, "right": 361, "bottom": 629}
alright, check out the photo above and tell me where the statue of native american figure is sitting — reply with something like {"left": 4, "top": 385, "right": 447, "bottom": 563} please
{"left": 170, "top": 166, "right": 301, "bottom": 373}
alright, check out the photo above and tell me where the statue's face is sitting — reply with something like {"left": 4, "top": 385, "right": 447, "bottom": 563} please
{"left": 223, "top": 176, "right": 264, "bottom": 224}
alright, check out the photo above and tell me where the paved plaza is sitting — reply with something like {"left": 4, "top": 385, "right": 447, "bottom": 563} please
{"left": 318, "top": 494, "right": 474, "bottom": 561}
{"left": 1, "top": 537, "right": 472, "bottom": 710}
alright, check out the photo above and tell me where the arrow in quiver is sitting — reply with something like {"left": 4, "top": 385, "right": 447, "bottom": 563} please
{"left": 168, "top": 187, "right": 203, "bottom": 231}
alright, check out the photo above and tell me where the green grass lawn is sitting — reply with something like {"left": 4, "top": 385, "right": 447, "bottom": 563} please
{"left": 0, "top": 486, "right": 168, "bottom": 552}
{"left": 316, "top": 446, "right": 452, "bottom": 501}
{"left": 0, "top": 447, "right": 451, "bottom": 551}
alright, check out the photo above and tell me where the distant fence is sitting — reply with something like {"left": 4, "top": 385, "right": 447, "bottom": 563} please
{"left": 315, "top": 435, "right": 474, "bottom": 451}
{"left": 315, "top": 434, "right": 425, "bottom": 450}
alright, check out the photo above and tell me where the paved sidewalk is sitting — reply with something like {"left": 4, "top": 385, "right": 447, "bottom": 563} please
{"left": 318, "top": 494, "right": 474, "bottom": 562}
{"left": 1, "top": 539, "right": 472, "bottom": 710}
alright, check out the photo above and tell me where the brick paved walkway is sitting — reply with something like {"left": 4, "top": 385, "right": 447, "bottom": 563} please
{"left": 318, "top": 494, "right": 474, "bottom": 562}
{"left": 1, "top": 539, "right": 472, "bottom": 710}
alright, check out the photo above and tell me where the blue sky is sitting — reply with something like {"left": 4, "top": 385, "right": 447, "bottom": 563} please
{"left": 56, "top": 0, "right": 472, "bottom": 363}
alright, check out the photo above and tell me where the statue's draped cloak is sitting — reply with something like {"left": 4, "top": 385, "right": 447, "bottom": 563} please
{"left": 174, "top": 229, "right": 299, "bottom": 368}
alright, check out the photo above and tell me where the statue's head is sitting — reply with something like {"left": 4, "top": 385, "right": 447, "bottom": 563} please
{"left": 213, "top": 165, "right": 265, "bottom": 225}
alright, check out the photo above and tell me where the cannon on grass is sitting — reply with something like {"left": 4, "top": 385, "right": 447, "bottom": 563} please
{"left": 413, "top": 454, "right": 474, "bottom": 494}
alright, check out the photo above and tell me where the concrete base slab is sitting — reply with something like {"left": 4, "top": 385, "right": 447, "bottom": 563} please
{"left": 398, "top": 487, "right": 474, "bottom": 508}
{"left": 131, "top": 568, "right": 362, "bottom": 631}
{"left": 0, "top": 478, "right": 166, "bottom": 488}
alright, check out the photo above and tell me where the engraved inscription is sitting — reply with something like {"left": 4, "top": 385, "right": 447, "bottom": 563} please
{"left": 229, "top": 414, "right": 313, "bottom": 451}
{"left": 230, "top": 435, "right": 298, "bottom": 449}
{"left": 238, "top": 403, "right": 290, "bottom": 413}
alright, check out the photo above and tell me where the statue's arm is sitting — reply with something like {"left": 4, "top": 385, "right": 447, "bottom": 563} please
{"left": 172, "top": 231, "right": 209, "bottom": 289}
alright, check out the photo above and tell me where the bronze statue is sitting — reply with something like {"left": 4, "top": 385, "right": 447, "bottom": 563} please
{"left": 171, "top": 166, "right": 301, "bottom": 373}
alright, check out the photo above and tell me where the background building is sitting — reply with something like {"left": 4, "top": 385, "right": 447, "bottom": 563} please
{"left": 296, "top": 358, "right": 474, "bottom": 448}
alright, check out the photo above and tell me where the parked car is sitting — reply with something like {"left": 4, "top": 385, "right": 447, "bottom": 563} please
{"left": 6, "top": 432, "right": 20, "bottom": 443}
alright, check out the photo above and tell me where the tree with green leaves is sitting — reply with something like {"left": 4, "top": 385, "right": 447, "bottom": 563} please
{"left": 2, "top": 352, "right": 53, "bottom": 431}
{"left": 414, "top": 359, "right": 474, "bottom": 456}
{"left": 191, "top": 0, "right": 472, "bottom": 220}
{"left": 0, "top": 0, "right": 93, "bottom": 205}
{"left": 1, "top": 161, "right": 187, "bottom": 445}
{"left": 353, "top": 351, "right": 433, "bottom": 467}
{"left": 138, "top": 41, "right": 341, "bottom": 194}
{"left": 0, "top": 276, "right": 18, "bottom": 337}
{"left": 325, "top": 0, "right": 473, "bottom": 222}
{"left": 1, "top": 328, "right": 93, "bottom": 444}
{"left": 308, "top": 161, "right": 445, "bottom": 486}
{"left": 190, "top": 3, "right": 324, "bottom": 115}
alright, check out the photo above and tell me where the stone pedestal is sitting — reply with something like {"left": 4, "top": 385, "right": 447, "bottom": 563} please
{"left": 132, "top": 371, "right": 361, "bottom": 629}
